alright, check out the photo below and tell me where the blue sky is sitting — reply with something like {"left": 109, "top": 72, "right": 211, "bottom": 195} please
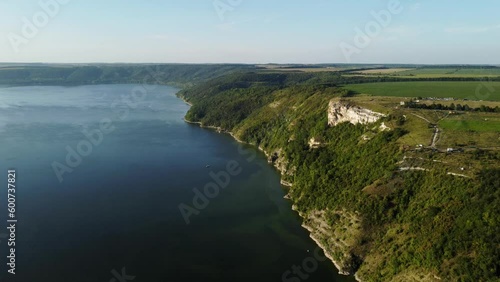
{"left": 0, "top": 0, "right": 499, "bottom": 64}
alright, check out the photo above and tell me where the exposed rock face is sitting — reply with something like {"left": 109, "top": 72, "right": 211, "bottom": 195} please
{"left": 308, "top": 137, "right": 323, "bottom": 149}
{"left": 328, "top": 100, "right": 386, "bottom": 127}
{"left": 265, "top": 148, "right": 295, "bottom": 185}
{"left": 300, "top": 210, "right": 363, "bottom": 276}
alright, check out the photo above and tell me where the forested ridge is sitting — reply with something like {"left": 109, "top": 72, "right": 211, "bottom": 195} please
{"left": 0, "top": 64, "right": 255, "bottom": 87}
{"left": 179, "top": 72, "right": 500, "bottom": 282}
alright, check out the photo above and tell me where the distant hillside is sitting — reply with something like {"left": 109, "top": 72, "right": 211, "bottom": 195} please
{"left": 0, "top": 64, "right": 256, "bottom": 87}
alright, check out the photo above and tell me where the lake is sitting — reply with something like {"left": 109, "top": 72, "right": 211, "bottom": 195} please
{"left": 0, "top": 84, "right": 354, "bottom": 282}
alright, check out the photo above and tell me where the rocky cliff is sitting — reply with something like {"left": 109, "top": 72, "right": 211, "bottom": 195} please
{"left": 328, "top": 100, "right": 386, "bottom": 126}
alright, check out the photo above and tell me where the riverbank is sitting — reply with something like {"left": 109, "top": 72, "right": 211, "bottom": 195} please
{"left": 292, "top": 205, "right": 357, "bottom": 277}
{"left": 178, "top": 94, "right": 360, "bottom": 281}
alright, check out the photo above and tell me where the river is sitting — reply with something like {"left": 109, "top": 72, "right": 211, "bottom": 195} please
{"left": 0, "top": 84, "right": 354, "bottom": 282}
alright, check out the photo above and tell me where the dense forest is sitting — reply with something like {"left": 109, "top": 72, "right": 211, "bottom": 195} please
{"left": 179, "top": 72, "right": 500, "bottom": 281}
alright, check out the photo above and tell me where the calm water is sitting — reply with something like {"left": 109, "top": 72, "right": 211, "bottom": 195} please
{"left": 0, "top": 85, "right": 354, "bottom": 282}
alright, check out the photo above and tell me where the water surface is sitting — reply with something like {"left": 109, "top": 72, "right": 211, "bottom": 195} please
{"left": 0, "top": 85, "right": 354, "bottom": 282}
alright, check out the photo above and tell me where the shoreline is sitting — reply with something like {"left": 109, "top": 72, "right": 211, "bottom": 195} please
{"left": 178, "top": 95, "right": 360, "bottom": 281}
{"left": 291, "top": 204, "right": 354, "bottom": 277}
{"left": 303, "top": 224, "right": 352, "bottom": 276}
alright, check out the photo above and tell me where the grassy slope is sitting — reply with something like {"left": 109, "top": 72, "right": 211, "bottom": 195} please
{"left": 347, "top": 96, "right": 500, "bottom": 149}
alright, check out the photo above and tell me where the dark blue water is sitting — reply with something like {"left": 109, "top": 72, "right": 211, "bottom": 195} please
{"left": 0, "top": 85, "right": 354, "bottom": 282}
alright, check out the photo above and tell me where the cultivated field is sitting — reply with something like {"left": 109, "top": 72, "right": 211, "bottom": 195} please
{"left": 439, "top": 112, "right": 500, "bottom": 132}
{"left": 345, "top": 81, "right": 500, "bottom": 101}
{"left": 351, "top": 68, "right": 413, "bottom": 75}
{"left": 394, "top": 68, "right": 500, "bottom": 78}
{"left": 260, "top": 67, "right": 340, "bottom": 73}
{"left": 346, "top": 67, "right": 500, "bottom": 78}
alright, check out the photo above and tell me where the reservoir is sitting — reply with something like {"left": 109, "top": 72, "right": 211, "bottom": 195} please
{"left": 0, "top": 84, "right": 354, "bottom": 282}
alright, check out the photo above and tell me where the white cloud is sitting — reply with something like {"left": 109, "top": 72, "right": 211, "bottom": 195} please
{"left": 215, "top": 17, "right": 258, "bottom": 32}
{"left": 444, "top": 24, "right": 500, "bottom": 34}
{"left": 145, "top": 34, "right": 191, "bottom": 43}
{"left": 384, "top": 26, "right": 422, "bottom": 38}
{"left": 215, "top": 21, "right": 237, "bottom": 31}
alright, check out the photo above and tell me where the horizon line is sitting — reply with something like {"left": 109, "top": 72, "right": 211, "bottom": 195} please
{"left": 1, "top": 62, "right": 500, "bottom": 67}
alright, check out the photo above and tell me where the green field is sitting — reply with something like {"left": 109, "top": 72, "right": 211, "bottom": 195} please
{"left": 346, "top": 81, "right": 500, "bottom": 101}
{"left": 348, "top": 68, "right": 500, "bottom": 78}
{"left": 440, "top": 119, "right": 500, "bottom": 132}
{"left": 439, "top": 112, "right": 500, "bottom": 132}
{"left": 393, "top": 68, "right": 500, "bottom": 78}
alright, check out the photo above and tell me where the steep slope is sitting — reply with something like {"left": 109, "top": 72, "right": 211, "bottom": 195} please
{"left": 179, "top": 72, "right": 500, "bottom": 282}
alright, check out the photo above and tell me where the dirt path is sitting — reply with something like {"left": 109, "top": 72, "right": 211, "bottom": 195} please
{"left": 411, "top": 113, "right": 440, "bottom": 147}
{"left": 411, "top": 113, "right": 432, "bottom": 123}
{"left": 400, "top": 167, "right": 470, "bottom": 178}
{"left": 431, "top": 127, "right": 440, "bottom": 147}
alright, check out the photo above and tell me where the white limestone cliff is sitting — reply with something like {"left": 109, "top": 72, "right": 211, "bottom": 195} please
{"left": 328, "top": 100, "right": 386, "bottom": 127}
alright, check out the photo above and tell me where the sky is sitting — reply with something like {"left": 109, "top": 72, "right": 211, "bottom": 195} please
{"left": 0, "top": 0, "right": 499, "bottom": 64}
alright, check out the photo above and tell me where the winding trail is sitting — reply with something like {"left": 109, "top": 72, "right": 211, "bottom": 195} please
{"left": 410, "top": 113, "right": 432, "bottom": 123}
{"left": 400, "top": 167, "right": 470, "bottom": 178}
{"left": 431, "top": 127, "right": 440, "bottom": 148}
{"left": 410, "top": 113, "right": 440, "bottom": 147}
